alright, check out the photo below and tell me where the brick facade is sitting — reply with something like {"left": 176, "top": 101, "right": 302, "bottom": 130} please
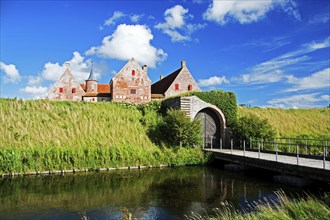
{"left": 46, "top": 63, "right": 86, "bottom": 101}
{"left": 151, "top": 61, "right": 201, "bottom": 99}
{"left": 110, "top": 58, "right": 151, "bottom": 104}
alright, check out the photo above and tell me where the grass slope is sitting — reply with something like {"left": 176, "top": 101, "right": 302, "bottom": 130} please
{"left": 238, "top": 107, "right": 330, "bottom": 139}
{"left": 0, "top": 99, "right": 208, "bottom": 173}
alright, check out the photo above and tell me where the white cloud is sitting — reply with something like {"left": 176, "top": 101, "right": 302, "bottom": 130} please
{"left": 234, "top": 36, "right": 330, "bottom": 85}
{"left": 285, "top": 68, "right": 330, "bottom": 92}
{"left": 104, "top": 11, "right": 125, "bottom": 26}
{"left": 19, "top": 86, "right": 49, "bottom": 99}
{"left": 155, "top": 5, "right": 206, "bottom": 42}
{"left": 40, "top": 51, "right": 99, "bottom": 83}
{"left": 203, "top": 0, "right": 300, "bottom": 25}
{"left": 309, "top": 13, "right": 330, "bottom": 25}
{"left": 267, "top": 93, "right": 329, "bottom": 108}
{"left": 0, "top": 62, "right": 21, "bottom": 83}
{"left": 198, "top": 76, "right": 229, "bottom": 87}
{"left": 86, "top": 24, "right": 167, "bottom": 68}
{"left": 27, "top": 51, "right": 100, "bottom": 88}
{"left": 130, "top": 14, "right": 143, "bottom": 23}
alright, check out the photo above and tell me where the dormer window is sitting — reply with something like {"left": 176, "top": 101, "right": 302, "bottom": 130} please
{"left": 132, "top": 70, "right": 135, "bottom": 76}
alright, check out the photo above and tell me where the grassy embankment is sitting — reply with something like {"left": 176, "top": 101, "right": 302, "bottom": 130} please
{"left": 238, "top": 106, "right": 330, "bottom": 140}
{"left": 0, "top": 99, "right": 208, "bottom": 174}
{"left": 187, "top": 192, "right": 330, "bottom": 220}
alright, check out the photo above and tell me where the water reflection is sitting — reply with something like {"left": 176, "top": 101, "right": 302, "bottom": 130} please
{"left": 0, "top": 166, "right": 299, "bottom": 220}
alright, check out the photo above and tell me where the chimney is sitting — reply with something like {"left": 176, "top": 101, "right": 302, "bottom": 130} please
{"left": 65, "top": 62, "right": 70, "bottom": 69}
{"left": 160, "top": 75, "right": 164, "bottom": 80}
{"left": 142, "top": 65, "right": 148, "bottom": 72}
{"left": 181, "top": 60, "right": 186, "bottom": 68}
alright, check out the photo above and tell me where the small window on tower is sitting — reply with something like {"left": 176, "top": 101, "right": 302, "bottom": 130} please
{"left": 132, "top": 70, "right": 135, "bottom": 76}
{"left": 72, "top": 88, "right": 76, "bottom": 93}
{"left": 175, "top": 84, "right": 179, "bottom": 91}
{"left": 131, "top": 89, "right": 136, "bottom": 94}
{"left": 188, "top": 85, "right": 192, "bottom": 91}
{"left": 59, "top": 88, "right": 63, "bottom": 93}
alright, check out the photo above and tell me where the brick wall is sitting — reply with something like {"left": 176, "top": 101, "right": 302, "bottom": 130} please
{"left": 111, "top": 59, "right": 151, "bottom": 104}
{"left": 46, "top": 64, "right": 85, "bottom": 101}
{"left": 164, "top": 64, "right": 201, "bottom": 98}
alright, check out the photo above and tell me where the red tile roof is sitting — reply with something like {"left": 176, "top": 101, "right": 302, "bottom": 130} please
{"left": 80, "top": 84, "right": 110, "bottom": 93}
{"left": 151, "top": 68, "right": 181, "bottom": 94}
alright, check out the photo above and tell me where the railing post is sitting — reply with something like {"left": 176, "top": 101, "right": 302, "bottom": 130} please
{"left": 243, "top": 140, "right": 246, "bottom": 156}
{"left": 203, "top": 136, "right": 205, "bottom": 149}
{"left": 305, "top": 139, "right": 308, "bottom": 155}
{"left": 274, "top": 139, "right": 278, "bottom": 162}
{"left": 261, "top": 138, "right": 264, "bottom": 150}
{"left": 326, "top": 141, "right": 328, "bottom": 157}
{"left": 258, "top": 141, "right": 260, "bottom": 159}
{"left": 220, "top": 138, "right": 222, "bottom": 150}
{"left": 211, "top": 138, "right": 213, "bottom": 149}
{"left": 323, "top": 145, "right": 326, "bottom": 170}
{"left": 288, "top": 138, "right": 291, "bottom": 153}
{"left": 296, "top": 143, "right": 299, "bottom": 165}
{"left": 231, "top": 139, "right": 233, "bottom": 154}
{"left": 250, "top": 138, "right": 252, "bottom": 149}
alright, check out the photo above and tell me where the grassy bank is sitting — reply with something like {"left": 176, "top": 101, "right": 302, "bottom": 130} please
{"left": 187, "top": 192, "right": 330, "bottom": 220}
{"left": 238, "top": 107, "right": 330, "bottom": 139}
{"left": 0, "top": 99, "right": 208, "bottom": 174}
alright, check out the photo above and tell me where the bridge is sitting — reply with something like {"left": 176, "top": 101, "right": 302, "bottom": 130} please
{"left": 203, "top": 139, "right": 330, "bottom": 183}
{"left": 162, "top": 95, "right": 330, "bottom": 183}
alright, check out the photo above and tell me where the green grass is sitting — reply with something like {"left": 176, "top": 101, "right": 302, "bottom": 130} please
{"left": 238, "top": 107, "right": 330, "bottom": 139}
{"left": 0, "top": 99, "right": 209, "bottom": 174}
{"left": 186, "top": 191, "right": 330, "bottom": 220}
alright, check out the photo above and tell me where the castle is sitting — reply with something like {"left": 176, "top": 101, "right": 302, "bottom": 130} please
{"left": 46, "top": 58, "right": 201, "bottom": 103}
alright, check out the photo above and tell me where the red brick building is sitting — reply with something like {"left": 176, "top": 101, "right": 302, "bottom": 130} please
{"left": 46, "top": 59, "right": 200, "bottom": 103}
{"left": 110, "top": 58, "right": 151, "bottom": 104}
{"left": 45, "top": 63, "right": 86, "bottom": 101}
{"left": 151, "top": 61, "right": 201, "bottom": 99}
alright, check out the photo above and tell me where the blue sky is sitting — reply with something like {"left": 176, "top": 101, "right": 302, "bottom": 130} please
{"left": 1, "top": 0, "right": 329, "bottom": 108}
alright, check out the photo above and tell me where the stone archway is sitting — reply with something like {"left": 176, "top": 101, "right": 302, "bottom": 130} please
{"left": 163, "top": 95, "right": 226, "bottom": 147}
{"left": 195, "top": 108, "right": 222, "bottom": 148}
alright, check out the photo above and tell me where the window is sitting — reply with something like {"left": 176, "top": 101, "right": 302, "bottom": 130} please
{"left": 132, "top": 70, "right": 135, "bottom": 76}
{"left": 175, "top": 84, "right": 179, "bottom": 91}
{"left": 130, "top": 89, "right": 136, "bottom": 94}
{"left": 72, "top": 88, "right": 76, "bottom": 93}
{"left": 92, "top": 98, "right": 95, "bottom": 102}
{"left": 59, "top": 88, "right": 63, "bottom": 93}
{"left": 188, "top": 84, "right": 192, "bottom": 91}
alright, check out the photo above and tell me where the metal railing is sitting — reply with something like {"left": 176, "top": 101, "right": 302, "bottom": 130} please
{"left": 202, "top": 136, "right": 329, "bottom": 169}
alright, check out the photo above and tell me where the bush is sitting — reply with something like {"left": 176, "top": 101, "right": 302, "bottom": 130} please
{"left": 159, "top": 109, "right": 202, "bottom": 148}
{"left": 232, "top": 114, "right": 275, "bottom": 141}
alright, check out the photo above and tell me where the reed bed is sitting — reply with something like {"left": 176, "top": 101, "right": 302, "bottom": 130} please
{"left": 186, "top": 191, "right": 330, "bottom": 220}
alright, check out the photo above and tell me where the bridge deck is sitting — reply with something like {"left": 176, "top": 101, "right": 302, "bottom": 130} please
{"left": 204, "top": 148, "right": 330, "bottom": 182}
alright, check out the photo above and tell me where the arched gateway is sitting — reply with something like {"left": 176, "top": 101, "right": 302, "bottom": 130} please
{"left": 163, "top": 96, "right": 226, "bottom": 148}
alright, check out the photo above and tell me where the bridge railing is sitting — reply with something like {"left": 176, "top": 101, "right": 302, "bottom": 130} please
{"left": 202, "top": 137, "right": 329, "bottom": 169}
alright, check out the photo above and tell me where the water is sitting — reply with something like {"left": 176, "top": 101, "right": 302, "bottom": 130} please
{"left": 0, "top": 166, "right": 322, "bottom": 220}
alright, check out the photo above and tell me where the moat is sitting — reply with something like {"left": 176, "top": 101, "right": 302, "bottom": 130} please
{"left": 0, "top": 166, "right": 326, "bottom": 220}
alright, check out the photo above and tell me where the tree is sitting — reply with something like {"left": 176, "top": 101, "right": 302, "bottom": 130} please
{"left": 232, "top": 114, "right": 275, "bottom": 141}
{"left": 161, "top": 109, "right": 202, "bottom": 148}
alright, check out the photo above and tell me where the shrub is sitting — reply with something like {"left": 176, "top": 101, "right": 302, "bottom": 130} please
{"left": 232, "top": 114, "right": 276, "bottom": 141}
{"left": 160, "top": 109, "right": 202, "bottom": 148}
